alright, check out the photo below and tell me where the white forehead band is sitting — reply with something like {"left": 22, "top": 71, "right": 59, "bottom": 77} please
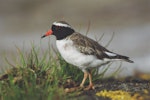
{"left": 53, "top": 22, "right": 71, "bottom": 28}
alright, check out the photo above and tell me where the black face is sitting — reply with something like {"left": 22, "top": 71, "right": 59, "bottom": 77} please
{"left": 51, "top": 24, "right": 75, "bottom": 40}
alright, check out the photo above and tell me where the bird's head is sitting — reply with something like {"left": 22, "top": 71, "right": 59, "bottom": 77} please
{"left": 41, "top": 21, "right": 75, "bottom": 40}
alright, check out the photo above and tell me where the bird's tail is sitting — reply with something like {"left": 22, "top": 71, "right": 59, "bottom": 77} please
{"left": 115, "top": 54, "right": 134, "bottom": 63}
{"left": 105, "top": 51, "right": 134, "bottom": 63}
{"left": 111, "top": 54, "right": 134, "bottom": 63}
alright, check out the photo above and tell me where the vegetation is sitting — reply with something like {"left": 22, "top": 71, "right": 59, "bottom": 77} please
{"left": 0, "top": 25, "right": 117, "bottom": 100}
{"left": 0, "top": 41, "right": 117, "bottom": 100}
{"left": 0, "top": 45, "right": 66, "bottom": 100}
{"left": 1, "top": 33, "right": 149, "bottom": 100}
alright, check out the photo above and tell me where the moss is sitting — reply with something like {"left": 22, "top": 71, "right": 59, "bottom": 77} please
{"left": 96, "top": 90, "right": 131, "bottom": 100}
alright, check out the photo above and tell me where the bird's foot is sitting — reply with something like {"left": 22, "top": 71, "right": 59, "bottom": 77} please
{"left": 65, "top": 86, "right": 82, "bottom": 93}
{"left": 65, "top": 84, "right": 95, "bottom": 93}
{"left": 80, "top": 84, "right": 84, "bottom": 88}
{"left": 84, "top": 84, "right": 95, "bottom": 91}
{"left": 78, "top": 84, "right": 84, "bottom": 90}
{"left": 65, "top": 84, "right": 84, "bottom": 93}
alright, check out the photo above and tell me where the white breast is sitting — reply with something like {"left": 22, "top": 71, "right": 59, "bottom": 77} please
{"left": 56, "top": 39, "right": 107, "bottom": 70}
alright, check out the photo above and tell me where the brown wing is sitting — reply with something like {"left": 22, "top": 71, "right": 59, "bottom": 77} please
{"left": 68, "top": 32, "right": 110, "bottom": 59}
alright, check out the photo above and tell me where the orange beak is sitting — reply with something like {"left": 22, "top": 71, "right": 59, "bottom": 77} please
{"left": 41, "top": 29, "right": 53, "bottom": 38}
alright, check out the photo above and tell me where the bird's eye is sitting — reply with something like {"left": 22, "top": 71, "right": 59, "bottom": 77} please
{"left": 56, "top": 26, "right": 60, "bottom": 30}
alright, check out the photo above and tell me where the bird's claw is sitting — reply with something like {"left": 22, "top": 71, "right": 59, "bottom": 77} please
{"left": 84, "top": 84, "right": 95, "bottom": 90}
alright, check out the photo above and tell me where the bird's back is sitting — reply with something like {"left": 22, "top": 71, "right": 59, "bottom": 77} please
{"left": 68, "top": 32, "right": 133, "bottom": 63}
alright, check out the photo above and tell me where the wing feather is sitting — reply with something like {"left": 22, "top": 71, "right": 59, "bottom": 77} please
{"left": 68, "top": 33, "right": 109, "bottom": 59}
{"left": 67, "top": 32, "right": 133, "bottom": 63}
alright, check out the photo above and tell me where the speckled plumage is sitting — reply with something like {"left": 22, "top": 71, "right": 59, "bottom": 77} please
{"left": 42, "top": 21, "right": 134, "bottom": 90}
{"left": 66, "top": 32, "right": 133, "bottom": 63}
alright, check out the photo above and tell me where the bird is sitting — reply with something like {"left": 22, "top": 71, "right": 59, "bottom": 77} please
{"left": 41, "top": 21, "right": 134, "bottom": 90}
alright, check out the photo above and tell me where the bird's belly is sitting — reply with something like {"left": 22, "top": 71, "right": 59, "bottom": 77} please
{"left": 56, "top": 40, "right": 105, "bottom": 69}
{"left": 57, "top": 44, "right": 94, "bottom": 66}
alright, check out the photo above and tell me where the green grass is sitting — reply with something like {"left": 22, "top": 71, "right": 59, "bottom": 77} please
{"left": 0, "top": 44, "right": 115, "bottom": 100}
{"left": 0, "top": 45, "right": 67, "bottom": 100}
{"left": 0, "top": 33, "right": 121, "bottom": 100}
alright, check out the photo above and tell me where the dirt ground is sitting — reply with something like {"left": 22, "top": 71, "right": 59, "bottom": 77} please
{"left": 66, "top": 77, "right": 150, "bottom": 100}
{"left": 1, "top": 68, "right": 150, "bottom": 100}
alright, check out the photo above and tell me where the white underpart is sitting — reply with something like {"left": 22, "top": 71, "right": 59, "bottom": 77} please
{"left": 56, "top": 39, "right": 109, "bottom": 72}
{"left": 53, "top": 22, "right": 71, "bottom": 28}
{"left": 105, "top": 51, "right": 117, "bottom": 56}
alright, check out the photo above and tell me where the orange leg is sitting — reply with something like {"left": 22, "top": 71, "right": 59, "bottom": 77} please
{"left": 87, "top": 72, "right": 95, "bottom": 90}
{"left": 80, "top": 71, "right": 95, "bottom": 90}
{"left": 80, "top": 72, "right": 88, "bottom": 87}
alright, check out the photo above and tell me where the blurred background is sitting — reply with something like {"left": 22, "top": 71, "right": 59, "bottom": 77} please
{"left": 0, "top": 0, "right": 150, "bottom": 77}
